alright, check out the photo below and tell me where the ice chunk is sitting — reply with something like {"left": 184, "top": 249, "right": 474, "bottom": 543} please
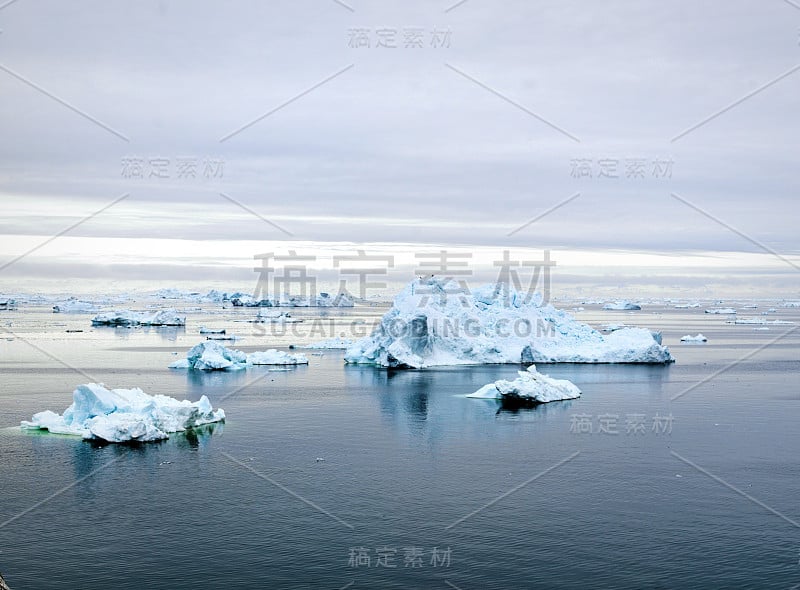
{"left": 466, "top": 364, "right": 581, "bottom": 404}
{"left": 345, "top": 277, "right": 673, "bottom": 368}
{"left": 680, "top": 333, "right": 708, "bottom": 342}
{"left": 705, "top": 308, "right": 736, "bottom": 315}
{"left": 199, "top": 327, "right": 226, "bottom": 334}
{"left": 20, "top": 383, "right": 225, "bottom": 443}
{"left": 603, "top": 301, "right": 642, "bottom": 311}
{"left": 171, "top": 341, "right": 307, "bottom": 370}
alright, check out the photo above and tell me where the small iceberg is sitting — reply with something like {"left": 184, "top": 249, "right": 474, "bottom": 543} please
{"left": 170, "top": 341, "right": 308, "bottom": 371}
{"left": 0, "top": 298, "right": 16, "bottom": 310}
{"left": 705, "top": 308, "right": 736, "bottom": 315}
{"left": 20, "top": 383, "right": 225, "bottom": 443}
{"left": 603, "top": 301, "right": 642, "bottom": 311}
{"left": 91, "top": 308, "right": 186, "bottom": 326}
{"left": 467, "top": 365, "right": 581, "bottom": 405}
{"left": 680, "top": 333, "right": 708, "bottom": 342}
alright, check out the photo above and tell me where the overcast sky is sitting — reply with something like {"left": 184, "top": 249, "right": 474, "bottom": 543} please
{"left": 0, "top": 0, "right": 798, "bottom": 295}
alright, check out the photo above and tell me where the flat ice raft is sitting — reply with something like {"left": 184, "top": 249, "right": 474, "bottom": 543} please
{"left": 21, "top": 383, "right": 225, "bottom": 443}
{"left": 169, "top": 341, "right": 309, "bottom": 370}
{"left": 345, "top": 277, "right": 673, "bottom": 368}
{"left": 467, "top": 365, "right": 581, "bottom": 405}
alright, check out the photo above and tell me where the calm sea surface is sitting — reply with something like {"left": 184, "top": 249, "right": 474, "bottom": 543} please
{"left": 0, "top": 302, "right": 798, "bottom": 589}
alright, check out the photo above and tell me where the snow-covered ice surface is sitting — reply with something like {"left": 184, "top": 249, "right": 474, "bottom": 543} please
{"left": 344, "top": 277, "right": 673, "bottom": 368}
{"left": 20, "top": 383, "right": 225, "bottom": 443}
{"left": 304, "top": 337, "right": 355, "bottom": 349}
{"left": 91, "top": 308, "right": 186, "bottom": 326}
{"left": 603, "top": 301, "right": 642, "bottom": 311}
{"left": 170, "top": 341, "right": 307, "bottom": 370}
{"left": 681, "top": 334, "right": 708, "bottom": 342}
{"left": 705, "top": 308, "right": 736, "bottom": 315}
{"left": 466, "top": 364, "right": 581, "bottom": 405}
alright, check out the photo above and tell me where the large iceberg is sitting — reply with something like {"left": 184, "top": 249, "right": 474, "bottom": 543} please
{"left": 170, "top": 341, "right": 308, "bottom": 371}
{"left": 344, "top": 277, "right": 673, "bottom": 368}
{"left": 467, "top": 365, "right": 581, "bottom": 405}
{"left": 91, "top": 308, "right": 186, "bottom": 326}
{"left": 21, "top": 383, "right": 225, "bottom": 443}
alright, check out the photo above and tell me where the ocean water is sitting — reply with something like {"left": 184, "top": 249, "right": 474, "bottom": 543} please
{"left": 0, "top": 303, "right": 798, "bottom": 589}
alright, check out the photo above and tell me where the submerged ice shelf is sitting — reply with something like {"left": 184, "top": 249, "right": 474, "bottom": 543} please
{"left": 21, "top": 383, "right": 225, "bottom": 443}
{"left": 345, "top": 277, "right": 673, "bottom": 368}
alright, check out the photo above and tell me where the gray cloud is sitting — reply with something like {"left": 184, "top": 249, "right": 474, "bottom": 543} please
{"left": 0, "top": 0, "right": 798, "bottom": 289}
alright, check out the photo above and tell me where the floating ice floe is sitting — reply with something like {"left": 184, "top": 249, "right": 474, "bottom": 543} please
{"left": 304, "top": 337, "right": 355, "bottom": 349}
{"left": 344, "top": 277, "right": 673, "bottom": 368}
{"left": 232, "top": 292, "right": 355, "bottom": 308}
{"left": 0, "top": 299, "right": 16, "bottom": 310}
{"left": 705, "top": 308, "right": 736, "bottom": 315}
{"left": 248, "top": 349, "right": 309, "bottom": 365}
{"left": 199, "top": 327, "right": 226, "bottom": 334}
{"left": 726, "top": 318, "right": 795, "bottom": 326}
{"left": 674, "top": 303, "right": 701, "bottom": 309}
{"left": 20, "top": 383, "right": 225, "bottom": 443}
{"left": 603, "top": 301, "right": 642, "bottom": 311}
{"left": 91, "top": 308, "right": 186, "bottom": 326}
{"left": 466, "top": 364, "right": 581, "bottom": 405}
{"left": 252, "top": 310, "right": 303, "bottom": 323}
{"left": 680, "top": 334, "right": 708, "bottom": 342}
{"left": 52, "top": 298, "right": 98, "bottom": 313}
{"left": 169, "top": 341, "right": 308, "bottom": 371}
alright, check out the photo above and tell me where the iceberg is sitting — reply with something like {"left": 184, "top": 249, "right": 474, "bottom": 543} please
{"left": 344, "top": 277, "right": 673, "bottom": 368}
{"left": 91, "top": 308, "right": 186, "bottom": 326}
{"left": 0, "top": 298, "right": 15, "bottom": 310}
{"left": 466, "top": 364, "right": 581, "bottom": 405}
{"left": 170, "top": 341, "right": 307, "bottom": 370}
{"left": 705, "top": 308, "right": 736, "bottom": 315}
{"left": 170, "top": 341, "right": 247, "bottom": 370}
{"left": 603, "top": 301, "right": 642, "bottom": 311}
{"left": 53, "top": 298, "right": 98, "bottom": 313}
{"left": 680, "top": 333, "right": 708, "bottom": 342}
{"left": 20, "top": 383, "right": 225, "bottom": 443}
